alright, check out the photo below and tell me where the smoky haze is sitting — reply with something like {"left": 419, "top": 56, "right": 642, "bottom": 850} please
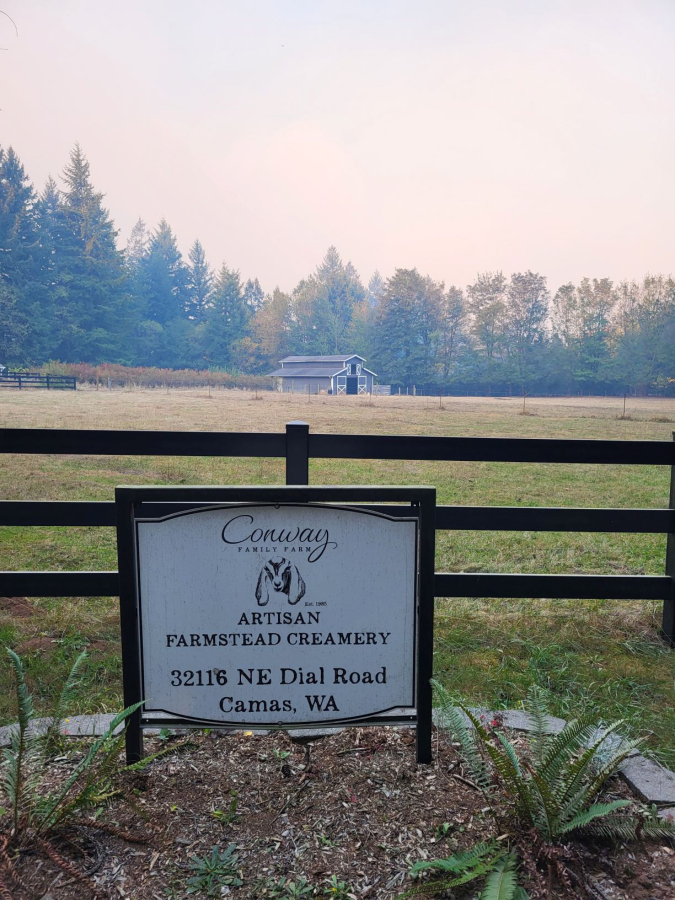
{"left": 2, "top": 0, "right": 674, "bottom": 290}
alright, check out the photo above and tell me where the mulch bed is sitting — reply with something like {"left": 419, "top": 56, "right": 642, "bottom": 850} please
{"left": 9, "top": 727, "right": 675, "bottom": 899}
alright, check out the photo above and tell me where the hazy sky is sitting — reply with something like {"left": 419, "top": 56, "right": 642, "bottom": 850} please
{"left": 2, "top": 0, "right": 674, "bottom": 293}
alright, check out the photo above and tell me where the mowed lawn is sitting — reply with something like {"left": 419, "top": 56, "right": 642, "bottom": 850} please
{"left": 1, "top": 388, "right": 674, "bottom": 765}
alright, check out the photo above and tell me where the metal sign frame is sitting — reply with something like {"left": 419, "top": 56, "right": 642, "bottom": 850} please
{"left": 115, "top": 485, "right": 436, "bottom": 764}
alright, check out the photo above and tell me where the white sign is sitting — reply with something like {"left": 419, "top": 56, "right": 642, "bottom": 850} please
{"left": 135, "top": 503, "right": 418, "bottom": 726}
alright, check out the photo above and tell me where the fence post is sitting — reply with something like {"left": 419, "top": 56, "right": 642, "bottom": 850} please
{"left": 286, "top": 420, "right": 309, "bottom": 485}
{"left": 663, "top": 432, "right": 675, "bottom": 647}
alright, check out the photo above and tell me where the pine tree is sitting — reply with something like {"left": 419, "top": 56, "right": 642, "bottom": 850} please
{"left": 313, "top": 246, "right": 365, "bottom": 352}
{"left": 243, "top": 277, "right": 264, "bottom": 313}
{"left": 203, "top": 264, "right": 249, "bottom": 368}
{"left": 140, "top": 219, "right": 189, "bottom": 325}
{"left": 0, "top": 281, "right": 28, "bottom": 364}
{"left": 0, "top": 146, "right": 39, "bottom": 289}
{"left": 367, "top": 270, "right": 385, "bottom": 308}
{"left": 49, "top": 143, "right": 128, "bottom": 362}
{"left": 126, "top": 218, "right": 149, "bottom": 270}
{"left": 373, "top": 268, "right": 443, "bottom": 386}
{"left": 185, "top": 239, "right": 214, "bottom": 323}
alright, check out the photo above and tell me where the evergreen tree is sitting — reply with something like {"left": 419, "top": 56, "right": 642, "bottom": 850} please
{"left": 0, "top": 146, "right": 39, "bottom": 289}
{"left": 313, "top": 247, "right": 365, "bottom": 352}
{"left": 126, "top": 218, "right": 149, "bottom": 270}
{"left": 0, "top": 281, "right": 28, "bottom": 364}
{"left": 48, "top": 144, "right": 128, "bottom": 362}
{"left": 367, "top": 270, "right": 386, "bottom": 309}
{"left": 243, "top": 277, "right": 264, "bottom": 313}
{"left": 186, "top": 238, "right": 214, "bottom": 323}
{"left": 141, "top": 218, "right": 189, "bottom": 324}
{"left": 373, "top": 268, "right": 443, "bottom": 386}
{"left": 203, "top": 264, "right": 249, "bottom": 368}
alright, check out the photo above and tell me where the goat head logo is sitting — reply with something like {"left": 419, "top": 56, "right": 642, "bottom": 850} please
{"left": 255, "top": 557, "right": 306, "bottom": 606}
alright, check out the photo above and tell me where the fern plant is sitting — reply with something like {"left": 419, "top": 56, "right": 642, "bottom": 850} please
{"left": 403, "top": 842, "right": 529, "bottom": 899}
{"left": 0, "top": 649, "right": 144, "bottom": 895}
{"left": 433, "top": 679, "right": 675, "bottom": 845}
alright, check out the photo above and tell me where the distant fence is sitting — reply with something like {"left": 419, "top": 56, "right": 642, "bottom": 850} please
{"left": 0, "top": 372, "right": 77, "bottom": 390}
{"left": 0, "top": 421, "right": 673, "bottom": 648}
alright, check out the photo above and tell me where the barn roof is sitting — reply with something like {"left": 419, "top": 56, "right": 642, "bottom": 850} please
{"left": 268, "top": 366, "right": 344, "bottom": 377}
{"left": 279, "top": 355, "right": 364, "bottom": 364}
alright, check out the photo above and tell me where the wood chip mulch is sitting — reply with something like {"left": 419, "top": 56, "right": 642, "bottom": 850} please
{"left": 9, "top": 727, "right": 675, "bottom": 899}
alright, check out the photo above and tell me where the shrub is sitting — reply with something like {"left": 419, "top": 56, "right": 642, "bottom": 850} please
{"left": 0, "top": 649, "right": 144, "bottom": 895}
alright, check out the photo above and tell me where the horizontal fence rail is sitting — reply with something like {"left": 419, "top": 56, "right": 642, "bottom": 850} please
{"left": 3, "top": 428, "right": 675, "bottom": 465}
{"left": 0, "top": 500, "right": 673, "bottom": 534}
{"left": 0, "top": 428, "right": 286, "bottom": 457}
{"left": 309, "top": 433, "right": 675, "bottom": 465}
{"left": 0, "top": 422, "right": 673, "bottom": 646}
{"left": 0, "top": 374, "right": 76, "bottom": 390}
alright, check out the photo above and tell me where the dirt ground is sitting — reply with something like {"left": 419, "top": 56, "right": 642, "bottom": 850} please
{"left": 11, "top": 727, "right": 675, "bottom": 900}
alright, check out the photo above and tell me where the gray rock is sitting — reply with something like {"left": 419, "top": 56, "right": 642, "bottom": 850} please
{"left": 433, "top": 706, "right": 567, "bottom": 735}
{"left": 500, "top": 709, "right": 566, "bottom": 735}
{"left": 581, "top": 726, "right": 641, "bottom": 766}
{"left": 620, "top": 755, "right": 675, "bottom": 804}
{"left": 60, "top": 713, "right": 121, "bottom": 737}
{"left": 0, "top": 718, "right": 52, "bottom": 747}
{"left": 285, "top": 727, "right": 343, "bottom": 743}
{"left": 658, "top": 806, "right": 675, "bottom": 822}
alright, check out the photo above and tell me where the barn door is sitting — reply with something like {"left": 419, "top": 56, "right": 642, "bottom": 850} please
{"left": 336, "top": 376, "right": 346, "bottom": 395}
{"left": 358, "top": 376, "right": 367, "bottom": 394}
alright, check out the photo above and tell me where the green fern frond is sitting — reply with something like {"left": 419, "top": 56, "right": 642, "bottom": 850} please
{"left": 537, "top": 715, "right": 597, "bottom": 784}
{"left": 33, "top": 701, "right": 142, "bottom": 834}
{"left": 410, "top": 841, "right": 498, "bottom": 874}
{"left": 42, "top": 650, "right": 88, "bottom": 756}
{"left": 639, "top": 818, "right": 675, "bottom": 841}
{"left": 523, "top": 685, "right": 550, "bottom": 766}
{"left": 583, "top": 819, "right": 640, "bottom": 841}
{"left": 5, "top": 649, "right": 36, "bottom": 832}
{"left": 432, "top": 681, "right": 491, "bottom": 791}
{"left": 557, "top": 800, "right": 631, "bottom": 835}
{"left": 496, "top": 734, "right": 522, "bottom": 779}
{"left": 125, "top": 736, "right": 194, "bottom": 772}
{"left": 481, "top": 852, "right": 519, "bottom": 900}
{"left": 580, "top": 738, "right": 644, "bottom": 805}
{"left": 46, "top": 733, "right": 126, "bottom": 831}
{"left": 560, "top": 720, "right": 626, "bottom": 789}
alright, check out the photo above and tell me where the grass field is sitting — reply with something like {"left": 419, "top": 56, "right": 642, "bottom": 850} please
{"left": 1, "top": 387, "right": 674, "bottom": 766}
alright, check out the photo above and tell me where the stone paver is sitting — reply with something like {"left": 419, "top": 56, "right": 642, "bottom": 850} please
{"left": 620, "top": 755, "right": 675, "bottom": 805}
{"left": 286, "top": 727, "right": 344, "bottom": 742}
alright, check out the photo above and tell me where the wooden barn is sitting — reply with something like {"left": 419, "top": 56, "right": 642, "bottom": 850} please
{"left": 269, "top": 354, "right": 377, "bottom": 394}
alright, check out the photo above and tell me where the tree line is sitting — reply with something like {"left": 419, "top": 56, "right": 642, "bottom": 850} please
{"left": 1, "top": 142, "right": 674, "bottom": 394}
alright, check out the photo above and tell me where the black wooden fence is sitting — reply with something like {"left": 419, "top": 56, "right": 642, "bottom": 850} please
{"left": 0, "top": 372, "right": 77, "bottom": 390}
{"left": 0, "top": 420, "right": 673, "bottom": 647}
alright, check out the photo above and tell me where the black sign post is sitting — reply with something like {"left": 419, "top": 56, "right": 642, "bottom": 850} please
{"left": 115, "top": 485, "right": 435, "bottom": 765}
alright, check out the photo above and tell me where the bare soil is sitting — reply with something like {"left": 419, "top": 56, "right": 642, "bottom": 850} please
{"left": 9, "top": 727, "right": 675, "bottom": 900}
{"left": 0, "top": 598, "right": 35, "bottom": 619}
